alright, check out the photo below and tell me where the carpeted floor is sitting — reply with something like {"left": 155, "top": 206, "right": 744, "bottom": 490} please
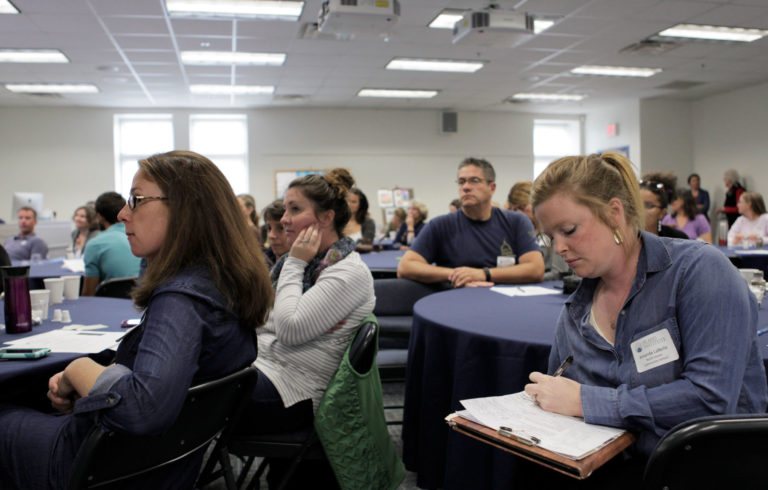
{"left": 203, "top": 381, "right": 421, "bottom": 490}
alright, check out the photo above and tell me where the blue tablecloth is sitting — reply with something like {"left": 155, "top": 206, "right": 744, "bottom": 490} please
{"left": 402, "top": 282, "right": 768, "bottom": 490}
{"left": 360, "top": 250, "right": 405, "bottom": 272}
{"left": 0, "top": 297, "right": 137, "bottom": 385}
{"left": 717, "top": 245, "right": 768, "bottom": 276}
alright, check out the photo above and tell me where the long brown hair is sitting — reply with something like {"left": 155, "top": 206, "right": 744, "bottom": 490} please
{"left": 132, "top": 150, "right": 273, "bottom": 329}
{"left": 289, "top": 168, "right": 354, "bottom": 236}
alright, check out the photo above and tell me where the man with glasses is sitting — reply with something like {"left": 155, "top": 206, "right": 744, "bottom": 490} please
{"left": 81, "top": 192, "right": 141, "bottom": 296}
{"left": 398, "top": 158, "right": 544, "bottom": 287}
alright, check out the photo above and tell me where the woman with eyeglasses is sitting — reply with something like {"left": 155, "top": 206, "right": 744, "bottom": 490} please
{"left": 521, "top": 152, "right": 766, "bottom": 488}
{"left": 663, "top": 189, "right": 712, "bottom": 242}
{"left": 0, "top": 151, "right": 273, "bottom": 489}
{"left": 638, "top": 173, "right": 688, "bottom": 240}
{"left": 728, "top": 191, "right": 768, "bottom": 247}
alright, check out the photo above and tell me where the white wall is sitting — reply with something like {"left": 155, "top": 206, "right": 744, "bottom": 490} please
{"left": 0, "top": 107, "right": 552, "bottom": 228}
{"left": 639, "top": 98, "right": 694, "bottom": 180}
{"left": 583, "top": 98, "right": 641, "bottom": 168}
{"left": 691, "top": 81, "right": 768, "bottom": 223}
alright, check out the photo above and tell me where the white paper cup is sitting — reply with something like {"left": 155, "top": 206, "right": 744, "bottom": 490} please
{"left": 29, "top": 289, "right": 51, "bottom": 320}
{"left": 739, "top": 268, "right": 763, "bottom": 283}
{"left": 43, "top": 278, "right": 65, "bottom": 304}
{"left": 61, "top": 275, "right": 81, "bottom": 300}
{"left": 52, "top": 309, "right": 62, "bottom": 322}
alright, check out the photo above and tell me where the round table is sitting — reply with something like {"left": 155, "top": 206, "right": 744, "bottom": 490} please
{"left": 402, "top": 282, "right": 768, "bottom": 490}
{"left": 360, "top": 250, "right": 405, "bottom": 279}
{"left": 717, "top": 245, "right": 768, "bottom": 277}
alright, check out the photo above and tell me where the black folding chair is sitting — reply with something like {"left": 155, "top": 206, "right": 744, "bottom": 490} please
{"left": 67, "top": 366, "right": 257, "bottom": 489}
{"left": 644, "top": 413, "right": 768, "bottom": 490}
{"left": 93, "top": 276, "right": 138, "bottom": 299}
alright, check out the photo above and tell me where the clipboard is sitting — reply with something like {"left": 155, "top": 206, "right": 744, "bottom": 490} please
{"left": 446, "top": 413, "right": 636, "bottom": 480}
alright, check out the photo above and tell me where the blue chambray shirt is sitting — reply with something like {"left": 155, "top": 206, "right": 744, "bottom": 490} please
{"left": 549, "top": 231, "right": 768, "bottom": 457}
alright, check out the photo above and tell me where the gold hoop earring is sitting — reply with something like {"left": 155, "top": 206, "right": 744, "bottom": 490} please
{"left": 613, "top": 228, "right": 623, "bottom": 245}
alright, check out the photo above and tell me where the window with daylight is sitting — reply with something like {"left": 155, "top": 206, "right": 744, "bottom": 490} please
{"left": 533, "top": 119, "right": 581, "bottom": 180}
{"left": 189, "top": 114, "right": 249, "bottom": 195}
{"left": 114, "top": 114, "right": 174, "bottom": 197}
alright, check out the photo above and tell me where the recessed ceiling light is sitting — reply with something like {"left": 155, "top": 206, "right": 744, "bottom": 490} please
{"left": 0, "top": 0, "right": 18, "bottom": 14}
{"left": 658, "top": 23, "right": 768, "bottom": 42}
{"left": 166, "top": 0, "right": 304, "bottom": 20}
{"left": 511, "top": 93, "right": 585, "bottom": 101}
{"left": 0, "top": 49, "right": 68, "bottom": 63}
{"left": 190, "top": 84, "right": 274, "bottom": 95}
{"left": 358, "top": 89, "right": 438, "bottom": 99}
{"left": 429, "top": 9, "right": 555, "bottom": 34}
{"left": 181, "top": 51, "right": 286, "bottom": 65}
{"left": 571, "top": 65, "right": 662, "bottom": 77}
{"left": 386, "top": 58, "right": 484, "bottom": 73}
{"left": 5, "top": 83, "right": 98, "bottom": 94}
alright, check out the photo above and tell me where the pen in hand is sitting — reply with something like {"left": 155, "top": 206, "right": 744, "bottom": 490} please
{"left": 553, "top": 355, "right": 573, "bottom": 377}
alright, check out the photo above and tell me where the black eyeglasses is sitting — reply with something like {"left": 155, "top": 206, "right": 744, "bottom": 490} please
{"left": 456, "top": 177, "right": 489, "bottom": 186}
{"left": 127, "top": 195, "right": 168, "bottom": 210}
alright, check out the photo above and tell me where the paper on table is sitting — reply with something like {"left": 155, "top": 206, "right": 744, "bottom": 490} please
{"left": 3, "top": 329, "right": 124, "bottom": 353}
{"left": 734, "top": 249, "right": 768, "bottom": 255}
{"left": 490, "top": 286, "right": 561, "bottom": 297}
{"left": 62, "top": 259, "right": 85, "bottom": 273}
{"left": 460, "top": 392, "right": 626, "bottom": 460}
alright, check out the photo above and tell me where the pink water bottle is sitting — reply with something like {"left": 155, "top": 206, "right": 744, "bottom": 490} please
{"left": 1, "top": 265, "right": 32, "bottom": 334}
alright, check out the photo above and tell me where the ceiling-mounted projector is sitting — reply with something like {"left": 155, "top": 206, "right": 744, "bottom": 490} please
{"left": 318, "top": 0, "right": 400, "bottom": 38}
{"left": 452, "top": 9, "right": 534, "bottom": 48}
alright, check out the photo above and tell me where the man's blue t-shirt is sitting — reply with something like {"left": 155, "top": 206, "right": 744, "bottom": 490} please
{"left": 83, "top": 223, "right": 141, "bottom": 281}
{"left": 410, "top": 207, "right": 541, "bottom": 269}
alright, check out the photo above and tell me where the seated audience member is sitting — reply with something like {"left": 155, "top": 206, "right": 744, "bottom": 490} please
{"left": 728, "top": 191, "right": 768, "bottom": 246}
{"left": 387, "top": 207, "right": 407, "bottom": 235}
{"left": 343, "top": 187, "right": 376, "bottom": 253}
{"left": 639, "top": 173, "right": 688, "bottom": 239}
{"left": 398, "top": 158, "right": 544, "bottom": 287}
{"left": 238, "top": 168, "right": 374, "bottom": 486}
{"left": 524, "top": 152, "right": 767, "bottom": 486}
{"left": 688, "top": 172, "right": 710, "bottom": 219}
{"left": 3, "top": 206, "right": 48, "bottom": 261}
{"left": 508, "top": 181, "right": 570, "bottom": 280}
{"left": 716, "top": 169, "right": 746, "bottom": 227}
{"left": 262, "top": 199, "right": 289, "bottom": 268}
{"left": 81, "top": 192, "right": 142, "bottom": 296}
{"left": 394, "top": 201, "right": 428, "bottom": 249}
{"left": 0, "top": 150, "right": 273, "bottom": 490}
{"left": 663, "top": 189, "right": 712, "bottom": 242}
{"left": 449, "top": 199, "right": 461, "bottom": 213}
{"left": 238, "top": 194, "right": 265, "bottom": 245}
{"left": 70, "top": 205, "right": 100, "bottom": 258}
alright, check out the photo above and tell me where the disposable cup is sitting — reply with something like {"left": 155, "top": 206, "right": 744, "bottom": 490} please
{"left": 29, "top": 289, "right": 51, "bottom": 320}
{"left": 61, "top": 275, "right": 81, "bottom": 300}
{"left": 43, "top": 278, "right": 65, "bottom": 304}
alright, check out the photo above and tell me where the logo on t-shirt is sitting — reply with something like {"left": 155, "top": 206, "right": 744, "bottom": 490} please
{"left": 500, "top": 239, "right": 514, "bottom": 256}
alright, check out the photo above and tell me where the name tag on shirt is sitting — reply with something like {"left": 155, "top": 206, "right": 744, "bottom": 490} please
{"left": 631, "top": 329, "right": 680, "bottom": 373}
{"left": 497, "top": 256, "right": 516, "bottom": 267}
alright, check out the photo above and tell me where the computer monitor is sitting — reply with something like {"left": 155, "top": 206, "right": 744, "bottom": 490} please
{"left": 11, "top": 192, "right": 44, "bottom": 218}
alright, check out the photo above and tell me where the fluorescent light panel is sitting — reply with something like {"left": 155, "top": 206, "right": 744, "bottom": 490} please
{"left": 358, "top": 89, "right": 438, "bottom": 99}
{"left": 181, "top": 51, "right": 285, "bottom": 65}
{"left": 571, "top": 65, "right": 661, "bottom": 77}
{"left": 166, "top": 0, "right": 303, "bottom": 20}
{"left": 0, "top": 49, "right": 68, "bottom": 63}
{"left": 386, "top": 58, "right": 484, "bottom": 73}
{"left": 190, "top": 84, "right": 274, "bottom": 95}
{"left": 0, "top": 0, "right": 18, "bottom": 14}
{"left": 5, "top": 83, "right": 98, "bottom": 94}
{"left": 429, "top": 10, "right": 555, "bottom": 34}
{"left": 512, "top": 93, "right": 585, "bottom": 101}
{"left": 658, "top": 23, "right": 768, "bottom": 42}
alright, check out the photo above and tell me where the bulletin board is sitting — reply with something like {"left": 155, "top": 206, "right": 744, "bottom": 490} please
{"left": 274, "top": 169, "right": 329, "bottom": 199}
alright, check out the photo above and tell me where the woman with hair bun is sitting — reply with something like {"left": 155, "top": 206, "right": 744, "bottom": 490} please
{"left": 238, "top": 168, "right": 375, "bottom": 485}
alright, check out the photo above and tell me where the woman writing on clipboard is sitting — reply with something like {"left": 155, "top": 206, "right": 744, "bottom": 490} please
{"left": 523, "top": 152, "right": 767, "bottom": 486}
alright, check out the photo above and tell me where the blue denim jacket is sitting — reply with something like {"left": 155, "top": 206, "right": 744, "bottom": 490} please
{"left": 549, "top": 231, "right": 768, "bottom": 456}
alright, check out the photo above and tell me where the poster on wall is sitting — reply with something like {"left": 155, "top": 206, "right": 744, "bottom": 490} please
{"left": 378, "top": 189, "right": 394, "bottom": 208}
{"left": 274, "top": 169, "right": 328, "bottom": 199}
{"left": 393, "top": 188, "right": 413, "bottom": 208}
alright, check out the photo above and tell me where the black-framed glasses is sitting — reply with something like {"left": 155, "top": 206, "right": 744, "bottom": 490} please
{"left": 455, "top": 177, "right": 489, "bottom": 186}
{"left": 127, "top": 195, "right": 168, "bottom": 210}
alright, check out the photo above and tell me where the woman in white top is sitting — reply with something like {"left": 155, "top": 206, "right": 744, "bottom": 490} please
{"left": 728, "top": 191, "right": 768, "bottom": 247}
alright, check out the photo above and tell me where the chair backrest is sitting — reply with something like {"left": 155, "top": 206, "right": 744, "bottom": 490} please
{"left": 67, "top": 366, "right": 258, "bottom": 489}
{"left": 372, "top": 278, "right": 445, "bottom": 316}
{"left": 644, "top": 414, "right": 768, "bottom": 490}
{"left": 348, "top": 318, "right": 379, "bottom": 372}
{"left": 93, "top": 276, "right": 138, "bottom": 299}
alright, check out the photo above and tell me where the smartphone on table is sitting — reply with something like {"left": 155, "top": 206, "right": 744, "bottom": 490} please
{"left": 0, "top": 347, "right": 51, "bottom": 360}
